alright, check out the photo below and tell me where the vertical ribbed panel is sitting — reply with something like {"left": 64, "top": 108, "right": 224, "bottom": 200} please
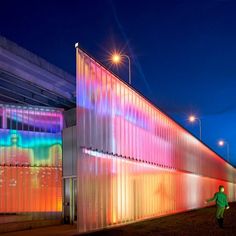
{"left": 77, "top": 149, "right": 236, "bottom": 233}
{"left": 0, "top": 104, "right": 62, "bottom": 216}
{"left": 76, "top": 47, "right": 236, "bottom": 233}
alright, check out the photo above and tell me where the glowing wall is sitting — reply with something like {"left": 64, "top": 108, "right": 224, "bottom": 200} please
{"left": 0, "top": 105, "right": 62, "bottom": 214}
{"left": 79, "top": 149, "right": 236, "bottom": 231}
{"left": 0, "top": 166, "right": 61, "bottom": 212}
{"left": 76, "top": 47, "right": 236, "bottom": 233}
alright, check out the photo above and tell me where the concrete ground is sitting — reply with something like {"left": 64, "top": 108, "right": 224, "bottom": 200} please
{"left": 2, "top": 203, "right": 236, "bottom": 236}
{"left": 1, "top": 225, "right": 77, "bottom": 236}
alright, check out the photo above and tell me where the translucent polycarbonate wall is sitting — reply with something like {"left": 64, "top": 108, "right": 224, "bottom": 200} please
{"left": 76, "top": 47, "right": 236, "bottom": 233}
{"left": 78, "top": 150, "right": 236, "bottom": 232}
{"left": 0, "top": 104, "right": 63, "bottom": 215}
{"left": 0, "top": 166, "right": 61, "bottom": 212}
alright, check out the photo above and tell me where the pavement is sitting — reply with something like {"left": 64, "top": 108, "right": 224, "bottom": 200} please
{"left": 1, "top": 225, "right": 77, "bottom": 236}
{"left": 2, "top": 203, "right": 236, "bottom": 236}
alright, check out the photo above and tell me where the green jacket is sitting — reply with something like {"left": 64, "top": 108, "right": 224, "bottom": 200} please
{"left": 207, "top": 192, "right": 229, "bottom": 208}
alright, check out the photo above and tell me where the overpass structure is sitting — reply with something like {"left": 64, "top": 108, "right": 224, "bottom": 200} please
{"left": 0, "top": 35, "right": 75, "bottom": 108}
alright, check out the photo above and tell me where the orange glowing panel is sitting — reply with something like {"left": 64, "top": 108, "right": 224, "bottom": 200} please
{"left": 0, "top": 166, "right": 62, "bottom": 212}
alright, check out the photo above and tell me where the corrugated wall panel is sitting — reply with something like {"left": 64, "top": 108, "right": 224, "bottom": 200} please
{"left": 78, "top": 150, "right": 236, "bottom": 232}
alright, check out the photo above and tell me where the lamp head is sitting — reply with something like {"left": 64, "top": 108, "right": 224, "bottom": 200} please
{"left": 218, "top": 140, "right": 224, "bottom": 146}
{"left": 189, "top": 115, "right": 196, "bottom": 122}
{"left": 112, "top": 53, "right": 121, "bottom": 64}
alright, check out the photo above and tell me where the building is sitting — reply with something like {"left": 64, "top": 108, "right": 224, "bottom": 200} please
{"left": 0, "top": 35, "right": 236, "bottom": 234}
{"left": 75, "top": 46, "right": 236, "bottom": 233}
{"left": 0, "top": 35, "right": 75, "bottom": 232}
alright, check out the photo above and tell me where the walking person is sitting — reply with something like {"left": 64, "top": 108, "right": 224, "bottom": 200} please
{"left": 205, "top": 185, "right": 229, "bottom": 228}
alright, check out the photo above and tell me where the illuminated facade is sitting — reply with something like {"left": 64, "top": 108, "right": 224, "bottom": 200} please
{"left": 1, "top": 36, "right": 236, "bottom": 234}
{"left": 76, "top": 46, "right": 236, "bottom": 233}
{"left": 0, "top": 104, "right": 63, "bottom": 216}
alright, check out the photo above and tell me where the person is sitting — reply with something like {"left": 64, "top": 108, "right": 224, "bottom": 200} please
{"left": 205, "top": 185, "right": 229, "bottom": 228}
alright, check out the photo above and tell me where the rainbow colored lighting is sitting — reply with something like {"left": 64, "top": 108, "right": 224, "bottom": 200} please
{"left": 0, "top": 105, "right": 62, "bottom": 213}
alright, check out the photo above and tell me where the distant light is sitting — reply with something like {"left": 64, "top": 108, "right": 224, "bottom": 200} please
{"left": 112, "top": 53, "right": 121, "bottom": 64}
{"left": 189, "top": 115, "right": 196, "bottom": 122}
{"left": 75, "top": 42, "right": 79, "bottom": 48}
{"left": 218, "top": 140, "right": 224, "bottom": 146}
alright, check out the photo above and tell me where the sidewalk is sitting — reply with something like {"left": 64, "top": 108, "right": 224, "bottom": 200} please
{"left": 89, "top": 203, "right": 236, "bottom": 236}
{"left": 1, "top": 225, "right": 77, "bottom": 236}
{"left": 2, "top": 203, "right": 236, "bottom": 236}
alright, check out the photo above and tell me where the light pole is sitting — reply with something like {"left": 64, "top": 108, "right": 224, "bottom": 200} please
{"left": 188, "top": 115, "right": 202, "bottom": 140}
{"left": 218, "top": 140, "right": 230, "bottom": 162}
{"left": 111, "top": 53, "right": 131, "bottom": 85}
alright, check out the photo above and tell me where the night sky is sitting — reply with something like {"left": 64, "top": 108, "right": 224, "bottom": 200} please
{"left": 1, "top": 0, "right": 236, "bottom": 165}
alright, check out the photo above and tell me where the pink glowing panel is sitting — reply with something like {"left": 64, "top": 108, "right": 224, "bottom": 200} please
{"left": 76, "top": 47, "right": 235, "bottom": 181}
{"left": 0, "top": 104, "right": 63, "bottom": 132}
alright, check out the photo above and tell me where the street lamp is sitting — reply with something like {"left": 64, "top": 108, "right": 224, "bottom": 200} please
{"left": 111, "top": 53, "right": 131, "bottom": 85}
{"left": 218, "top": 140, "right": 230, "bottom": 162}
{"left": 188, "top": 115, "right": 202, "bottom": 140}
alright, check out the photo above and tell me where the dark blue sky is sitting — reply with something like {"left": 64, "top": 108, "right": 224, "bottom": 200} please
{"left": 1, "top": 0, "right": 236, "bottom": 165}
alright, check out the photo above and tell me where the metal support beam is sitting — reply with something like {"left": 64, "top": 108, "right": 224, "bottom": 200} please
{"left": 0, "top": 71, "right": 76, "bottom": 109}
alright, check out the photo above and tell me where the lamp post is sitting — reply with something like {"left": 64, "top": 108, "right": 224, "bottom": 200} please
{"left": 218, "top": 140, "right": 230, "bottom": 162}
{"left": 111, "top": 53, "right": 131, "bottom": 85}
{"left": 188, "top": 115, "right": 202, "bottom": 140}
